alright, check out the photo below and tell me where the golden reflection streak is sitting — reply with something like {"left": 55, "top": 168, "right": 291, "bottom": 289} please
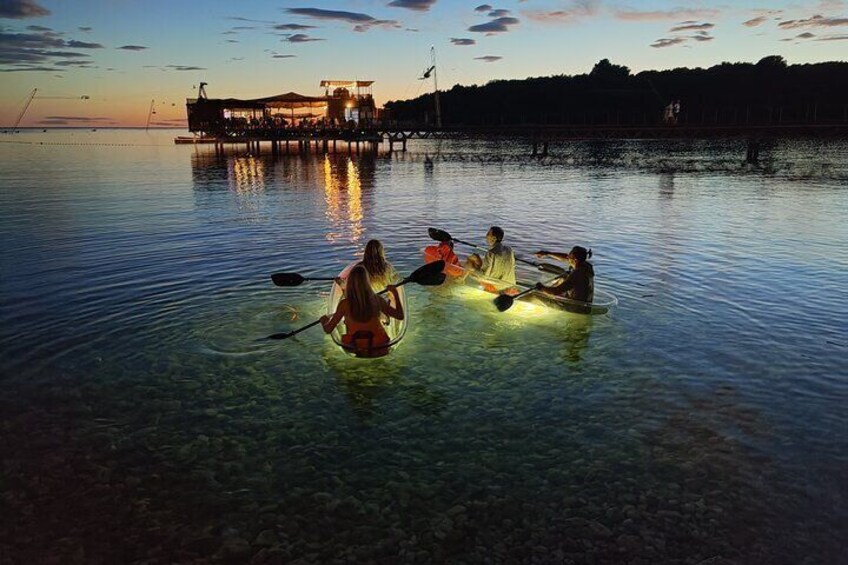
{"left": 346, "top": 159, "right": 364, "bottom": 242}
{"left": 322, "top": 156, "right": 364, "bottom": 244}
{"left": 229, "top": 156, "right": 265, "bottom": 194}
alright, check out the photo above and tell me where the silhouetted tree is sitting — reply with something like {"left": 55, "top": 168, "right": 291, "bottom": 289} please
{"left": 384, "top": 57, "right": 848, "bottom": 127}
{"left": 591, "top": 58, "right": 631, "bottom": 79}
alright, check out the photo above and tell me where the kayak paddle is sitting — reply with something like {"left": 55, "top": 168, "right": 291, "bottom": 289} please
{"left": 264, "top": 260, "right": 447, "bottom": 341}
{"left": 271, "top": 272, "right": 337, "bottom": 287}
{"left": 428, "top": 227, "right": 566, "bottom": 274}
{"left": 493, "top": 274, "right": 564, "bottom": 312}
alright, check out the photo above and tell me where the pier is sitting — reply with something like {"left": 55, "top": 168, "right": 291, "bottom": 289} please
{"left": 181, "top": 81, "right": 847, "bottom": 157}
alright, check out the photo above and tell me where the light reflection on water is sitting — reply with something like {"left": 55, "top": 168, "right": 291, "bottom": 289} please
{"left": 0, "top": 129, "right": 846, "bottom": 563}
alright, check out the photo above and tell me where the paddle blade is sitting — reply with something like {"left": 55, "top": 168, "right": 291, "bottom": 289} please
{"left": 271, "top": 273, "right": 306, "bottom": 287}
{"left": 417, "top": 272, "right": 447, "bottom": 287}
{"left": 408, "top": 259, "right": 446, "bottom": 284}
{"left": 428, "top": 227, "right": 452, "bottom": 243}
{"left": 266, "top": 332, "right": 293, "bottom": 340}
{"left": 493, "top": 293, "right": 515, "bottom": 312}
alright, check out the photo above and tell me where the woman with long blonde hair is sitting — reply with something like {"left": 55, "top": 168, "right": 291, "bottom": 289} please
{"left": 321, "top": 265, "right": 403, "bottom": 357}
{"left": 361, "top": 239, "right": 398, "bottom": 291}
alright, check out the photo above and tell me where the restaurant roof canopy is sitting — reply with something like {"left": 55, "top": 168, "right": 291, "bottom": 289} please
{"left": 253, "top": 92, "right": 329, "bottom": 108}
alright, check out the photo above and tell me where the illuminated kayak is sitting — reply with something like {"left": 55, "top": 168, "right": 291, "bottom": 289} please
{"left": 520, "top": 283, "right": 618, "bottom": 315}
{"left": 422, "top": 246, "right": 518, "bottom": 295}
{"left": 422, "top": 247, "right": 616, "bottom": 315}
{"left": 326, "top": 262, "right": 409, "bottom": 358}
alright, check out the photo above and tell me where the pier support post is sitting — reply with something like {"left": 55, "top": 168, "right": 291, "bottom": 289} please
{"left": 745, "top": 139, "right": 760, "bottom": 165}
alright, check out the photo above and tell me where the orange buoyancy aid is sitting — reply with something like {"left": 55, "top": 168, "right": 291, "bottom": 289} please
{"left": 341, "top": 314, "right": 391, "bottom": 357}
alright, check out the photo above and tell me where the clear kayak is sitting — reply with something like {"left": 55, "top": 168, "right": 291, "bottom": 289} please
{"left": 326, "top": 262, "right": 409, "bottom": 358}
{"left": 422, "top": 245, "right": 519, "bottom": 295}
{"left": 520, "top": 284, "right": 618, "bottom": 315}
{"left": 422, "top": 245, "right": 617, "bottom": 316}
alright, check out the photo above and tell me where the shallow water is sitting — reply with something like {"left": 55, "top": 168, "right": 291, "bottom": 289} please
{"left": 1, "top": 130, "right": 846, "bottom": 563}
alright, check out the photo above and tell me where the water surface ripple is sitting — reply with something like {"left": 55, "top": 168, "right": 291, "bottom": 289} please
{"left": 1, "top": 130, "right": 846, "bottom": 564}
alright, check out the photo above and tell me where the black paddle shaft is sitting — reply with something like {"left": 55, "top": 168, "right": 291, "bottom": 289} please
{"left": 266, "top": 260, "right": 445, "bottom": 341}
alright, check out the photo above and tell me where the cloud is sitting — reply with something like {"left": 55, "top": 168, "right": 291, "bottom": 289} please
{"left": 0, "top": 0, "right": 50, "bottom": 19}
{"left": 450, "top": 37, "right": 476, "bottom": 45}
{"left": 54, "top": 60, "right": 95, "bottom": 67}
{"left": 743, "top": 16, "right": 768, "bottom": 27}
{"left": 118, "top": 45, "right": 147, "bottom": 50}
{"left": 67, "top": 40, "right": 103, "bottom": 48}
{"left": 816, "top": 33, "right": 848, "bottom": 39}
{"left": 488, "top": 9, "right": 510, "bottom": 17}
{"left": 25, "top": 24, "right": 50, "bottom": 31}
{"left": 474, "top": 55, "right": 502, "bottom": 62}
{"left": 524, "top": 0, "right": 600, "bottom": 24}
{"left": 670, "top": 22, "right": 714, "bottom": 32}
{"left": 43, "top": 116, "right": 114, "bottom": 121}
{"left": 475, "top": 4, "right": 493, "bottom": 12}
{"left": 387, "top": 0, "right": 437, "bottom": 11}
{"left": 164, "top": 65, "right": 206, "bottom": 71}
{"left": 778, "top": 15, "right": 848, "bottom": 29}
{"left": 616, "top": 8, "right": 719, "bottom": 22}
{"left": 0, "top": 65, "right": 55, "bottom": 71}
{"left": 272, "top": 54, "right": 296, "bottom": 58}
{"left": 286, "top": 8, "right": 399, "bottom": 31}
{"left": 797, "top": 31, "right": 816, "bottom": 38}
{"left": 284, "top": 33, "right": 324, "bottom": 42}
{"left": 468, "top": 16, "right": 519, "bottom": 33}
{"left": 0, "top": 30, "right": 102, "bottom": 71}
{"left": 273, "top": 23, "right": 316, "bottom": 30}
{"left": 225, "top": 39, "right": 239, "bottom": 43}
{"left": 227, "top": 16, "right": 273, "bottom": 24}
{"left": 650, "top": 37, "right": 687, "bottom": 48}
{"left": 78, "top": 26, "right": 92, "bottom": 32}
{"left": 691, "top": 34, "right": 714, "bottom": 41}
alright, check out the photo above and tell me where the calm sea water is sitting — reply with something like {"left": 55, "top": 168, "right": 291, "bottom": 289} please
{"left": 1, "top": 129, "right": 846, "bottom": 564}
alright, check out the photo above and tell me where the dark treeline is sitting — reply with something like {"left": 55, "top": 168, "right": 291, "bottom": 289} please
{"left": 384, "top": 57, "right": 848, "bottom": 127}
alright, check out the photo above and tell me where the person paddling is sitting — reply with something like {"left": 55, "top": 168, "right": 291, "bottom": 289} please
{"left": 467, "top": 226, "right": 516, "bottom": 287}
{"left": 320, "top": 265, "right": 403, "bottom": 357}
{"left": 533, "top": 246, "right": 595, "bottom": 302}
{"left": 362, "top": 239, "right": 399, "bottom": 291}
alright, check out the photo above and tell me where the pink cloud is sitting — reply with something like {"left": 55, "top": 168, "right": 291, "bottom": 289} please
{"left": 616, "top": 8, "right": 719, "bottom": 22}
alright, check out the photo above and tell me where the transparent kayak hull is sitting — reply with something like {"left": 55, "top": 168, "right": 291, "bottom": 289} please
{"left": 422, "top": 247, "right": 617, "bottom": 316}
{"left": 327, "top": 262, "right": 408, "bottom": 358}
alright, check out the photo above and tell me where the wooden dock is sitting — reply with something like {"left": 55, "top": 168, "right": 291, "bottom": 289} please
{"left": 176, "top": 122, "right": 847, "bottom": 157}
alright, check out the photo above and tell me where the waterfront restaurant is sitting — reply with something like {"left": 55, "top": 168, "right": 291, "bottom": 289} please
{"left": 185, "top": 80, "right": 377, "bottom": 137}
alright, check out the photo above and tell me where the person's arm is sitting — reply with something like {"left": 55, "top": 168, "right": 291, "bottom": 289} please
{"left": 534, "top": 250, "right": 571, "bottom": 262}
{"left": 536, "top": 272, "right": 575, "bottom": 294}
{"left": 379, "top": 286, "right": 404, "bottom": 320}
{"left": 320, "top": 300, "right": 346, "bottom": 333}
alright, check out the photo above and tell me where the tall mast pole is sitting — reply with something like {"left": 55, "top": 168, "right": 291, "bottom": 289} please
{"left": 431, "top": 47, "right": 442, "bottom": 128}
{"left": 145, "top": 99, "right": 155, "bottom": 131}
{"left": 12, "top": 88, "right": 38, "bottom": 131}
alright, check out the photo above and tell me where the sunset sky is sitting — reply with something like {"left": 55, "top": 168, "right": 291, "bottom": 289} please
{"left": 1, "top": 0, "right": 846, "bottom": 127}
